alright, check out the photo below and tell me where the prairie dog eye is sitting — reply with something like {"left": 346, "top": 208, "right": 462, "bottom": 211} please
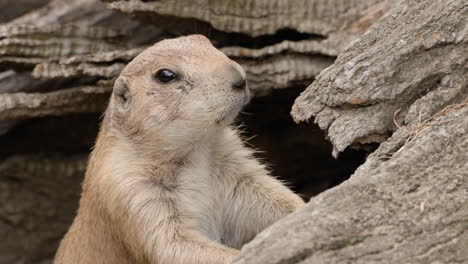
{"left": 155, "top": 69, "right": 177, "bottom": 84}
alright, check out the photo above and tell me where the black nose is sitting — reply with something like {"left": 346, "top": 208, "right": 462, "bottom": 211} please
{"left": 227, "top": 64, "right": 247, "bottom": 90}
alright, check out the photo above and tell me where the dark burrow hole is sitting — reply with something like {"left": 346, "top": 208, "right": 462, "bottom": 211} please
{"left": 237, "top": 87, "right": 368, "bottom": 199}
{"left": 154, "top": 15, "right": 324, "bottom": 49}
{"left": 213, "top": 28, "right": 324, "bottom": 49}
{"left": 0, "top": 114, "right": 101, "bottom": 158}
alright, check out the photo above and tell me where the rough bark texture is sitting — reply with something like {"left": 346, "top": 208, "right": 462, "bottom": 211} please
{"left": 235, "top": 103, "right": 468, "bottom": 264}
{"left": 291, "top": 0, "right": 467, "bottom": 156}
{"left": 106, "top": 0, "right": 395, "bottom": 38}
{"left": 0, "top": 85, "right": 111, "bottom": 122}
{"left": 234, "top": 0, "right": 468, "bottom": 263}
{"left": 0, "top": 0, "right": 466, "bottom": 263}
{"left": 0, "top": 24, "right": 126, "bottom": 70}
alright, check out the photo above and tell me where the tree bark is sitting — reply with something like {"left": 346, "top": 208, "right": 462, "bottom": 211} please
{"left": 235, "top": 0, "right": 468, "bottom": 263}
{"left": 292, "top": 0, "right": 467, "bottom": 156}
{"left": 235, "top": 104, "right": 468, "bottom": 264}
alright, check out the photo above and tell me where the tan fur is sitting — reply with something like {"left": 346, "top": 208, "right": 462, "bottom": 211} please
{"left": 55, "top": 35, "right": 304, "bottom": 264}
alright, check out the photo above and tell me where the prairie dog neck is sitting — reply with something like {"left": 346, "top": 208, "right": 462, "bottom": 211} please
{"left": 86, "top": 123, "right": 222, "bottom": 188}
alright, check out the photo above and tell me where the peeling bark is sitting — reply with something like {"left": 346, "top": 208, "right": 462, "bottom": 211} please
{"left": 235, "top": 102, "right": 468, "bottom": 264}
{"left": 0, "top": 24, "right": 126, "bottom": 71}
{"left": 291, "top": 0, "right": 467, "bottom": 156}
{"left": 0, "top": 85, "right": 111, "bottom": 122}
{"left": 106, "top": 0, "right": 395, "bottom": 38}
{"left": 234, "top": 0, "right": 468, "bottom": 263}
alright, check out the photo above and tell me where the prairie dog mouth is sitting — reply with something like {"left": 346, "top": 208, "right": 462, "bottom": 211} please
{"left": 215, "top": 91, "right": 248, "bottom": 125}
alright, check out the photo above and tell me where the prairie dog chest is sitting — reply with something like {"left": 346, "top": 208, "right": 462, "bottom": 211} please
{"left": 175, "top": 148, "right": 224, "bottom": 241}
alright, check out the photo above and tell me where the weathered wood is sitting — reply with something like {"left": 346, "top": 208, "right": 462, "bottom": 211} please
{"left": 0, "top": 85, "right": 111, "bottom": 122}
{"left": 235, "top": 103, "right": 468, "bottom": 264}
{"left": 235, "top": 0, "right": 468, "bottom": 263}
{"left": 0, "top": 24, "right": 126, "bottom": 71}
{"left": 106, "top": 0, "right": 395, "bottom": 38}
{"left": 292, "top": 0, "right": 468, "bottom": 156}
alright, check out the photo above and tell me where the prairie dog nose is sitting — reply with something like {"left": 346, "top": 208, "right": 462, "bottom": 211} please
{"left": 226, "top": 63, "right": 247, "bottom": 90}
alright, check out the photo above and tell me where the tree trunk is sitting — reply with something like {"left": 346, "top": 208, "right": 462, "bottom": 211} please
{"left": 236, "top": 0, "right": 468, "bottom": 263}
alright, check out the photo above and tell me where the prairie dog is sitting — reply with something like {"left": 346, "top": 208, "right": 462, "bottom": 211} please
{"left": 55, "top": 35, "right": 304, "bottom": 264}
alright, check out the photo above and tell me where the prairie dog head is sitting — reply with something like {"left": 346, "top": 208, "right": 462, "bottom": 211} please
{"left": 108, "top": 35, "right": 249, "bottom": 150}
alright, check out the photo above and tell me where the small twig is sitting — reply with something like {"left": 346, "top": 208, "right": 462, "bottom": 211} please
{"left": 393, "top": 108, "right": 402, "bottom": 130}
{"left": 406, "top": 102, "right": 468, "bottom": 142}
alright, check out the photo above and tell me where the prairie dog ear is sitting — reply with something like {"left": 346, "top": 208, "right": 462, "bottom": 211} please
{"left": 113, "top": 78, "right": 131, "bottom": 110}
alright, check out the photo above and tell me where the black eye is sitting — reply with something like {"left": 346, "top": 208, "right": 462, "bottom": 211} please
{"left": 155, "top": 69, "right": 177, "bottom": 84}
